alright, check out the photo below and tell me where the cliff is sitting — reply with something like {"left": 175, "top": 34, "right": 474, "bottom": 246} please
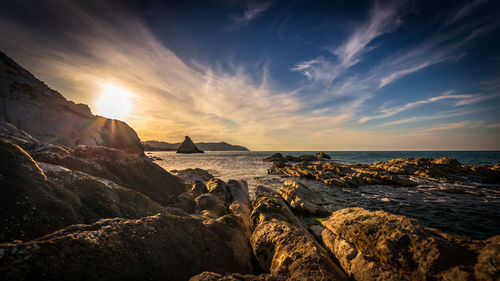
{"left": 0, "top": 51, "right": 144, "bottom": 155}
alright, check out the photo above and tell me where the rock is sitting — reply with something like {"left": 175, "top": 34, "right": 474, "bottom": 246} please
{"left": 34, "top": 144, "right": 187, "bottom": 206}
{"left": 172, "top": 168, "right": 214, "bottom": 182}
{"left": 0, "top": 138, "right": 163, "bottom": 243}
{"left": 0, "top": 213, "right": 254, "bottom": 280}
{"left": 195, "top": 194, "right": 227, "bottom": 217}
{"left": 263, "top": 153, "right": 288, "bottom": 163}
{"left": 0, "top": 52, "right": 143, "bottom": 155}
{"left": 250, "top": 186, "right": 348, "bottom": 281}
{"left": 192, "top": 181, "right": 209, "bottom": 196}
{"left": 277, "top": 180, "right": 329, "bottom": 216}
{"left": 315, "top": 152, "right": 331, "bottom": 159}
{"left": 267, "top": 157, "right": 500, "bottom": 187}
{"left": 206, "top": 178, "right": 230, "bottom": 202}
{"left": 177, "top": 136, "right": 204, "bottom": 153}
{"left": 321, "top": 207, "right": 499, "bottom": 281}
{"left": 190, "top": 272, "right": 286, "bottom": 281}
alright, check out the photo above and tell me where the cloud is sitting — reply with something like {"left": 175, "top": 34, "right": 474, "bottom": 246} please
{"left": 292, "top": 1, "right": 404, "bottom": 84}
{"left": 231, "top": 1, "right": 272, "bottom": 28}
{"left": 0, "top": 0, "right": 365, "bottom": 150}
{"left": 358, "top": 90, "right": 496, "bottom": 123}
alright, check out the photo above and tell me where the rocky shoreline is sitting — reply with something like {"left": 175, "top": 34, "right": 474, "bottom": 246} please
{"left": 0, "top": 53, "right": 498, "bottom": 280}
{"left": 1, "top": 128, "right": 499, "bottom": 280}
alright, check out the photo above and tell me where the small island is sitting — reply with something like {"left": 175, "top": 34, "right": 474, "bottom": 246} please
{"left": 176, "top": 136, "right": 204, "bottom": 153}
{"left": 143, "top": 140, "right": 249, "bottom": 151}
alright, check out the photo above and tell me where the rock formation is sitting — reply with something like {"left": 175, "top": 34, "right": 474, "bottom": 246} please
{"left": 320, "top": 207, "right": 500, "bottom": 281}
{"left": 177, "top": 136, "right": 204, "bottom": 153}
{"left": 0, "top": 51, "right": 144, "bottom": 154}
{"left": 266, "top": 156, "right": 500, "bottom": 187}
{"left": 143, "top": 140, "right": 249, "bottom": 151}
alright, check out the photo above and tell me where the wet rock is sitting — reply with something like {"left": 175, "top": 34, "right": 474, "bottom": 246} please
{"left": 0, "top": 213, "right": 254, "bottom": 281}
{"left": 277, "top": 180, "right": 329, "bottom": 216}
{"left": 250, "top": 186, "right": 348, "bottom": 281}
{"left": 321, "top": 207, "right": 499, "bottom": 281}
{"left": 0, "top": 52, "right": 143, "bottom": 155}
{"left": 315, "top": 152, "right": 331, "bottom": 159}
{"left": 177, "top": 136, "right": 204, "bottom": 153}
{"left": 267, "top": 157, "right": 500, "bottom": 187}
{"left": 172, "top": 168, "right": 214, "bottom": 182}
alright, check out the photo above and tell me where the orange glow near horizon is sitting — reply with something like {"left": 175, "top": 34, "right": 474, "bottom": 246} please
{"left": 95, "top": 83, "right": 132, "bottom": 121}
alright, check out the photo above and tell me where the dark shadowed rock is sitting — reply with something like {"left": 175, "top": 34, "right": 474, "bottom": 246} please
{"left": 172, "top": 168, "right": 214, "bottom": 182}
{"left": 0, "top": 139, "right": 163, "bottom": 243}
{"left": 321, "top": 207, "right": 500, "bottom": 281}
{"left": 0, "top": 52, "right": 143, "bottom": 154}
{"left": 177, "top": 136, "right": 204, "bottom": 153}
{"left": 0, "top": 213, "right": 254, "bottom": 281}
{"left": 190, "top": 272, "right": 286, "bottom": 281}
{"left": 250, "top": 186, "right": 348, "bottom": 281}
{"left": 315, "top": 152, "right": 331, "bottom": 159}
{"left": 34, "top": 144, "right": 187, "bottom": 206}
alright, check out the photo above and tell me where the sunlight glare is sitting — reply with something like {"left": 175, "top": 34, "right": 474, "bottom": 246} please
{"left": 95, "top": 84, "right": 132, "bottom": 120}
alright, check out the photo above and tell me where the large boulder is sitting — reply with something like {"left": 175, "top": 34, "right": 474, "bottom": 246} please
{"left": 250, "top": 186, "right": 348, "bottom": 281}
{"left": 0, "top": 139, "right": 164, "bottom": 243}
{"left": 33, "top": 144, "right": 186, "bottom": 206}
{"left": 277, "top": 180, "right": 329, "bottom": 216}
{"left": 0, "top": 51, "right": 143, "bottom": 154}
{"left": 321, "top": 207, "right": 500, "bottom": 281}
{"left": 177, "top": 136, "right": 204, "bottom": 153}
{"left": 0, "top": 213, "right": 254, "bottom": 281}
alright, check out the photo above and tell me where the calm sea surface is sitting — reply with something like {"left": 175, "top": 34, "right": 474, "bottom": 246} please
{"left": 150, "top": 151, "right": 500, "bottom": 239}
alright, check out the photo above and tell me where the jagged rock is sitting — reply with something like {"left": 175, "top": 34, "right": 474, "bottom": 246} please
{"left": 0, "top": 213, "right": 254, "bottom": 281}
{"left": 315, "top": 152, "right": 331, "bottom": 159}
{"left": 190, "top": 272, "right": 286, "bottom": 281}
{"left": 34, "top": 144, "right": 186, "bottom": 206}
{"left": 0, "top": 52, "right": 143, "bottom": 154}
{"left": 268, "top": 157, "right": 500, "bottom": 187}
{"left": 177, "top": 136, "right": 204, "bottom": 153}
{"left": 263, "top": 153, "right": 288, "bottom": 163}
{"left": 0, "top": 139, "right": 163, "bottom": 243}
{"left": 195, "top": 194, "right": 227, "bottom": 217}
{"left": 321, "top": 207, "right": 500, "bottom": 281}
{"left": 192, "top": 181, "right": 209, "bottom": 196}
{"left": 250, "top": 186, "right": 348, "bottom": 281}
{"left": 277, "top": 180, "right": 329, "bottom": 216}
{"left": 172, "top": 168, "right": 214, "bottom": 182}
{"left": 206, "top": 178, "right": 230, "bottom": 202}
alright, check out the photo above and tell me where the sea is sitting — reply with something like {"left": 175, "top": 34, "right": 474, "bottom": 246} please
{"left": 150, "top": 151, "right": 500, "bottom": 240}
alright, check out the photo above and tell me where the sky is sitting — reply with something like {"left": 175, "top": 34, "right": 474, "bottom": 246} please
{"left": 1, "top": 0, "right": 500, "bottom": 150}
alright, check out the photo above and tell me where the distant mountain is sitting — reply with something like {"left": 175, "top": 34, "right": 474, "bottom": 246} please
{"left": 143, "top": 140, "right": 249, "bottom": 151}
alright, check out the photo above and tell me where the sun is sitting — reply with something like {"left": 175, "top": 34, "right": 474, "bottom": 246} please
{"left": 95, "top": 84, "right": 132, "bottom": 120}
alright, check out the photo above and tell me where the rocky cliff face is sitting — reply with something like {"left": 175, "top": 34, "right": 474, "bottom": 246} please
{"left": 177, "top": 135, "right": 204, "bottom": 153}
{"left": 0, "top": 51, "right": 144, "bottom": 155}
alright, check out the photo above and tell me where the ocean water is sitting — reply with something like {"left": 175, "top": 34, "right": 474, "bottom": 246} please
{"left": 150, "top": 151, "right": 500, "bottom": 239}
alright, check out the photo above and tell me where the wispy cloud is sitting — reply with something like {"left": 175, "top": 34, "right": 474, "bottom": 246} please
{"left": 292, "top": 1, "right": 404, "bottom": 84}
{"left": 231, "top": 1, "right": 272, "bottom": 28}
{"left": 358, "top": 91, "right": 498, "bottom": 123}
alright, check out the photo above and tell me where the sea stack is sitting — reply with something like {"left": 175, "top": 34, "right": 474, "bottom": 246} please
{"left": 177, "top": 136, "right": 204, "bottom": 153}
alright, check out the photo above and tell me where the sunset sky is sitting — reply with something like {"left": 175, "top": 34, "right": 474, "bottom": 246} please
{"left": 1, "top": 0, "right": 499, "bottom": 150}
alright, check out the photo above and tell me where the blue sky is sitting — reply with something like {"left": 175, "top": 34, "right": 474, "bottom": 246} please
{"left": 1, "top": 0, "right": 499, "bottom": 150}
